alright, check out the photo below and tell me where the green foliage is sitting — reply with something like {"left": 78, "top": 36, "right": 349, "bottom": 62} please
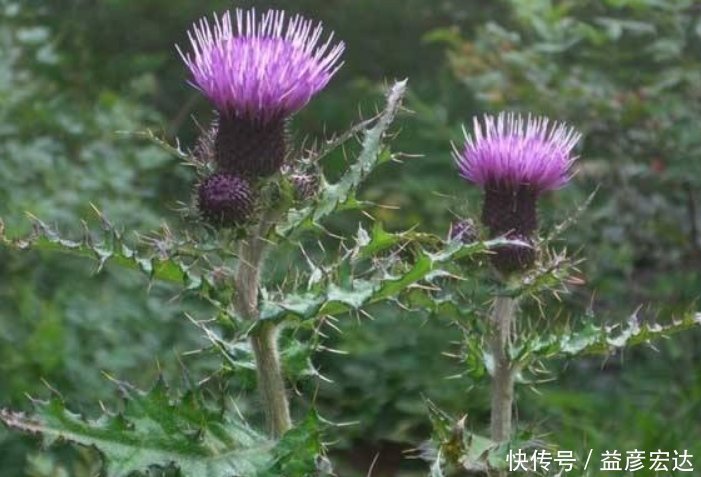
{"left": 2, "top": 216, "right": 212, "bottom": 291}
{"left": 0, "top": 4, "right": 177, "bottom": 232}
{"left": 459, "top": 308, "right": 701, "bottom": 383}
{"left": 0, "top": 5, "right": 210, "bottom": 471}
{"left": 515, "top": 310, "right": 701, "bottom": 362}
{"left": 0, "top": 378, "right": 273, "bottom": 477}
{"left": 263, "top": 412, "right": 327, "bottom": 477}
{"left": 261, "top": 224, "right": 512, "bottom": 327}
{"left": 0, "top": 377, "right": 330, "bottom": 477}
{"left": 425, "top": 400, "right": 522, "bottom": 476}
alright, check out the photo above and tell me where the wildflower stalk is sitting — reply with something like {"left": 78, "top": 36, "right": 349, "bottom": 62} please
{"left": 250, "top": 322, "right": 291, "bottom": 437}
{"left": 235, "top": 215, "right": 292, "bottom": 438}
{"left": 180, "top": 7, "right": 344, "bottom": 437}
{"left": 489, "top": 295, "right": 517, "bottom": 448}
{"left": 452, "top": 113, "right": 581, "bottom": 468}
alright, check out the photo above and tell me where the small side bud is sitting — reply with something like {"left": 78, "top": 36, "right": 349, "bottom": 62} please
{"left": 197, "top": 173, "right": 255, "bottom": 227}
{"left": 290, "top": 172, "right": 320, "bottom": 201}
{"left": 449, "top": 218, "right": 477, "bottom": 244}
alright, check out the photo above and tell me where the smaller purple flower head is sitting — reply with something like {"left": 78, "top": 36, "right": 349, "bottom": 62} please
{"left": 178, "top": 8, "right": 345, "bottom": 124}
{"left": 454, "top": 113, "right": 581, "bottom": 194}
{"left": 197, "top": 173, "right": 255, "bottom": 227}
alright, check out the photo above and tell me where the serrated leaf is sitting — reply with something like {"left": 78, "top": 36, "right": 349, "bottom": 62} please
{"left": 354, "top": 222, "right": 405, "bottom": 259}
{"left": 514, "top": 311, "right": 701, "bottom": 363}
{"left": 425, "top": 400, "right": 518, "bottom": 475}
{"left": 0, "top": 379, "right": 273, "bottom": 477}
{"left": 262, "top": 411, "right": 325, "bottom": 477}
{"left": 459, "top": 310, "right": 701, "bottom": 383}
{"left": 2, "top": 217, "right": 214, "bottom": 294}
{"left": 258, "top": 235, "right": 512, "bottom": 325}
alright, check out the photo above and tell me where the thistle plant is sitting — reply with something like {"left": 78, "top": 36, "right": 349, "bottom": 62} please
{"left": 179, "top": 8, "right": 346, "bottom": 437}
{"left": 456, "top": 113, "right": 581, "bottom": 447}
{"left": 455, "top": 113, "right": 580, "bottom": 275}
{"left": 424, "top": 113, "right": 701, "bottom": 475}
{"left": 2, "top": 6, "right": 701, "bottom": 477}
{"left": 0, "top": 8, "right": 446, "bottom": 475}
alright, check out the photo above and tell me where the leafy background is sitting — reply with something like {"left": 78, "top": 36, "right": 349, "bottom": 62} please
{"left": 1, "top": 0, "right": 701, "bottom": 475}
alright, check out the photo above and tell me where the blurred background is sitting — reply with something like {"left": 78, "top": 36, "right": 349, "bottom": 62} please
{"left": 1, "top": 0, "right": 701, "bottom": 475}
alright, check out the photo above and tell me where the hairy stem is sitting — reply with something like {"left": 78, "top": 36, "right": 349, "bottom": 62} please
{"left": 235, "top": 219, "right": 292, "bottom": 438}
{"left": 489, "top": 295, "right": 517, "bottom": 449}
{"left": 250, "top": 321, "right": 291, "bottom": 437}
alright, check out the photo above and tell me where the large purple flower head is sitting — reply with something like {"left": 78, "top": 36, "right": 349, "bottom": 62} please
{"left": 179, "top": 9, "right": 344, "bottom": 124}
{"left": 179, "top": 9, "right": 345, "bottom": 178}
{"left": 455, "top": 113, "right": 580, "bottom": 193}
{"left": 454, "top": 113, "right": 581, "bottom": 275}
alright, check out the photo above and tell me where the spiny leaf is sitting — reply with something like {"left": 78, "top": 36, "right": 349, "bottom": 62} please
{"left": 425, "top": 400, "right": 517, "bottom": 474}
{"left": 458, "top": 310, "right": 701, "bottom": 383}
{"left": 503, "top": 248, "right": 578, "bottom": 299}
{"left": 118, "top": 129, "right": 189, "bottom": 162}
{"left": 0, "top": 378, "right": 273, "bottom": 477}
{"left": 276, "top": 80, "right": 407, "bottom": 236}
{"left": 257, "top": 233, "right": 514, "bottom": 325}
{"left": 2, "top": 216, "right": 214, "bottom": 294}
{"left": 262, "top": 411, "right": 326, "bottom": 477}
{"left": 513, "top": 310, "right": 701, "bottom": 363}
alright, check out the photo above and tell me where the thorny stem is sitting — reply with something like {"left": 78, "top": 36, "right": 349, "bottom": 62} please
{"left": 234, "top": 214, "right": 292, "bottom": 438}
{"left": 489, "top": 295, "right": 518, "bottom": 475}
{"left": 250, "top": 321, "right": 291, "bottom": 437}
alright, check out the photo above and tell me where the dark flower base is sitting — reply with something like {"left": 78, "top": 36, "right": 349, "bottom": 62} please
{"left": 197, "top": 173, "right": 254, "bottom": 227}
{"left": 215, "top": 115, "right": 287, "bottom": 178}
{"left": 488, "top": 241, "right": 536, "bottom": 276}
{"left": 482, "top": 185, "right": 538, "bottom": 275}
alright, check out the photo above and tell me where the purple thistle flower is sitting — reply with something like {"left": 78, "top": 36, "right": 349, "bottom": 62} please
{"left": 178, "top": 9, "right": 345, "bottom": 124}
{"left": 455, "top": 113, "right": 580, "bottom": 194}
{"left": 454, "top": 113, "right": 581, "bottom": 275}
{"left": 179, "top": 9, "right": 344, "bottom": 178}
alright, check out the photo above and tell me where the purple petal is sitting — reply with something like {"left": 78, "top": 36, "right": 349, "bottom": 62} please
{"left": 178, "top": 9, "right": 345, "bottom": 124}
{"left": 454, "top": 113, "right": 581, "bottom": 193}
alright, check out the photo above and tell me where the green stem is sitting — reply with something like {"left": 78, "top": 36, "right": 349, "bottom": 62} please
{"left": 489, "top": 296, "right": 517, "bottom": 449}
{"left": 235, "top": 219, "right": 292, "bottom": 438}
{"left": 250, "top": 321, "right": 291, "bottom": 437}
